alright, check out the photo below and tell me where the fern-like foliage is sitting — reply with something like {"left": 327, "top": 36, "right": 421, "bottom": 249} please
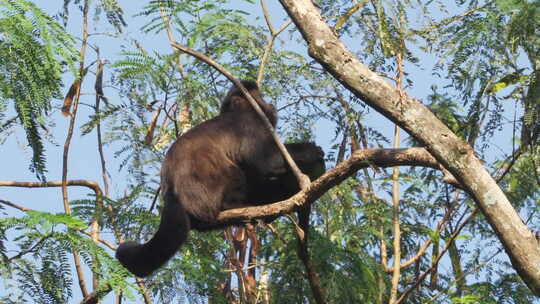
{"left": 62, "top": 0, "right": 126, "bottom": 33}
{"left": 432, "top": 1, "right": 540, "bottom": 147}
{"left": 0, "top": 208, "right": 134, "bottom": 303}
{"left": 0, "top": 0, "right": 78, "bottom": 180}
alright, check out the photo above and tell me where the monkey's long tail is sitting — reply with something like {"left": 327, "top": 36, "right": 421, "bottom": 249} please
{"left": 116, "top": 190, "right": 190, "bottom": 277}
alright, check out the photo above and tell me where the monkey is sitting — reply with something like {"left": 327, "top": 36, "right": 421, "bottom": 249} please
{"left": 116, "top": 80, "right": 325, "bottom": 277}
{"left": 244, "top": 142, "right": 325, "bottom": 205}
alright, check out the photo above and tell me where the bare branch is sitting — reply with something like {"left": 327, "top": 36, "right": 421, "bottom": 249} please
{"left": 136, "top": 278, "right": 154, "bottom": 304}
{"left": 0, "top": 199, "right": 31, "bottom": 212}
{"left": 389, "top": 125, "right": 402, "bottom": 303}
{"left": 62, "top": 0, "right": 92, "bottom": 296}
{"left": 257, "top": 0, "right": 292, "bottom": 85}
{"left": 260, "top": 0, "right": 275, "bottom": 34}
{"left": 0, "top": 180, "right": 103, "bottom": 197}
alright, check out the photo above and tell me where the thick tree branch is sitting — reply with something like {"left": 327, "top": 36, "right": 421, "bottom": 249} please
{"left": 277, "top": 0, "right": 540, "bottom": 295}
{"left": 208, "top": 147, "right": 447, "bottom": 227}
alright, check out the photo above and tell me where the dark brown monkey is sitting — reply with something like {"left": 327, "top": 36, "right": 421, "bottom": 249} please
{"left": 116, "top": 80, "right": 324, "bottom": 277}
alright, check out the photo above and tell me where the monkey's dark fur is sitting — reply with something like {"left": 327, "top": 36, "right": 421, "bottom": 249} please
{"left": 116, "top": 80, "right": 325, "bottom": 277}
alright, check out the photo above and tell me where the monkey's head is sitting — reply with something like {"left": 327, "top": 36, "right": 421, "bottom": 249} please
{"left": 220, "top": 80, "right": 277, "bottom": 127}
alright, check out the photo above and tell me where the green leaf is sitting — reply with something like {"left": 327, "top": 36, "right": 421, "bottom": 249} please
{"left": 26, "top": 211, "right": 88, "bottom": 230}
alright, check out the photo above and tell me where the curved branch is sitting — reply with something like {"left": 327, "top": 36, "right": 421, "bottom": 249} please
{"left": 0, "top": 149, "right": 447, "bottom": 229}
{"left": 209, "top": 147, "right": 450, "bottom": 228}
{"left": 0, "top": 180, "right": 103, "bottom": 197}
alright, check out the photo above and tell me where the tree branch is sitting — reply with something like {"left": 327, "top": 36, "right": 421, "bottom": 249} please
{"left": 79, "top": 285, "right": 112, "bottom": 304}
{"left": 0, "top": 180, "right": 103, "bottom": 197}
{"left": 257, "top": 0, "right": 292, "bottom": 85}
{"left": 208, "top": 147, "right": 450, "bottom": 227}
{"left": 0, "top": 199, "right": 31, "bottom": 212}
{"left": 334, "top": 0, "right": 369, "bottom": 31}
{"left": 169, "top": 42, "right": 311, "bottom": 190}
{"left": 8, "top": 234, "right": 52, "bottom": 261}
{"left": 62, "top": 0, "right": 91, "bottom": 296}
{"left": 292, "top": 211, "right": 327, "bottom": 303}
{"left": 277, "top": 0, "right": 540, "bottom": 295}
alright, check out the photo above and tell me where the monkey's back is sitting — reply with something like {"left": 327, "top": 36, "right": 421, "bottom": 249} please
{"left": 160, "top": 111, "right": 265, "bottom": 224}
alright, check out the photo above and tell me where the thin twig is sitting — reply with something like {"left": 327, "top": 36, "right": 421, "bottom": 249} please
{"left": 0, "top": 180, "right": 103, "bottom": 196}
{"left": 79, "top": 285, "right": 112, "bottom": 304}
{"left": 78, "top": 230, "right": 117, "bottom": 251}
{"left": 383, "top": 203, "right": 454, "bottom": 273}
{"left": 257, "top": 0, "right": 292, "bottom": 85}
{"left": 136, "top": 278, "right": 154, "bottom": 304}
{"left": 0, "top": 199, "right": 31, "bottom": 212}
{"left": 89, "top": 54, "right": 108, "bottom": 291}
{"left": 8, "top": 234, "right": 52, "bottom": 261}
{"left": 94, "top": 56, "right": 110, "bottom": 197}
{"left": 427, "top": 246, "right": 504, "bottom": 303}
{"left": 390, "top": 48, "right": 405, "bottom": 303}
{"left": 389, "top": 124, "right": 402, "bottom": 303}
{"left": 62, "top": 0, "right": 91, "bottom": 297}
{"left": 148, "top": 186, "right": 161, "bottom": 212}
{"left": 412, "top": 2, "right": 492, "bottom": 35}
{"left": 334, "top": 0, "right": 369, "bottom": 31}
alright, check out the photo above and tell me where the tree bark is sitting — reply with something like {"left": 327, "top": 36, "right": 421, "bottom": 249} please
{"left": 277, "top": 0, "right": 540, "bottom": 295}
